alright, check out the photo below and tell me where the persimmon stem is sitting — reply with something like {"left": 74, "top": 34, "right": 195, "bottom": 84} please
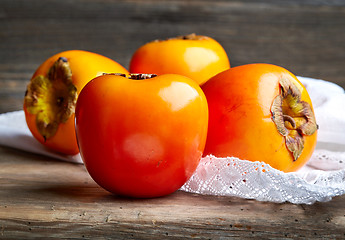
{"left": 102, "top": 73, "right": 157, "bottom": 80}
{"left": 283, "top": 114, "right": 296, "bottom": 129}
{"left": 174, "top": 33, "right": 206, "bottom": 41}
{"left": 271, "top": 77, "right": 317, "bottom": 162}
{"left": 128, "top": 73, "right": 157, "bottom": 80}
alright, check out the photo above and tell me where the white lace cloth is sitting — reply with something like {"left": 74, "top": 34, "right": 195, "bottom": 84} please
{"left": 0, "top": 76, "right": 344, "bottom": 204}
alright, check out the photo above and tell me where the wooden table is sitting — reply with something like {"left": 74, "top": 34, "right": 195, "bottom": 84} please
{"left": 0, "top": 145, "right": 344, "bottom": 239}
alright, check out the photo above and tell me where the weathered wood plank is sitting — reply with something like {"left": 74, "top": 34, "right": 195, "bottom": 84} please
{"left": 1, "top": 0, "right": 345, "bottom": 114}
{"left": 0, "top": 146, "right": 344, "bottom": 239}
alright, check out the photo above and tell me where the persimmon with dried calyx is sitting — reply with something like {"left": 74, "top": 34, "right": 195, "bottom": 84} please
{"left": 75, "top": 73, "right": 208, "bottom": 198}
{"left": 129, "top": 33, "right": 230, "bottom": 85}
{"left": 202, "top": 63, "right": 318, "bottom": 172}
{"left": 24, "top": 50, "right": 128, "bottom": 155}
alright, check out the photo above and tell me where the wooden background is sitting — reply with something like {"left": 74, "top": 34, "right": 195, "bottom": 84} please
{"left": 1, "top": 0, "right": 345, "bottom": 114}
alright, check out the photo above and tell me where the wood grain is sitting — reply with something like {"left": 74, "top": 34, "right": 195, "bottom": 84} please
{"left": 0, "top": 146, "right": 344, "bottom": 239}
{"left": 1, "top": 0, "right": 345, "bottom": 113}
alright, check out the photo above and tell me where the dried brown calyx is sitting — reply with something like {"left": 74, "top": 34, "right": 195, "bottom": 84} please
{"left": 154, "top": 33, "right": 207, "bottom": 43}
{"left": 105, "top": 73, "right": 157, "bottom": 80}
{"left": 127, "top": 73, "right": 157, "bottom": 80}
{"left": 271, "top": 76, "right": 318, "bottom": 161}
{"left": 24, "top": 57, "right": 77, "bottom": 141}
{"left": 174, "top": 33, "right": 207, "bottom": 40}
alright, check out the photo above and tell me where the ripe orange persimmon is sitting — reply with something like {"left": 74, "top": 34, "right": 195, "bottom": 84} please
{"left": 129, "top": 33, "right": 230, "bottom": 85}
{"left": 23, "top": 50, "right": 128, "bottom": 155}
{"left": 202, "top": 63, "right": 318, "bottom": 172}
{"left": 75, "top": 73, "right": 209, "bottom": 197}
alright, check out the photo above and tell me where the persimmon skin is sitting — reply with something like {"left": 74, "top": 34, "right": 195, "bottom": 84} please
{"left": 75, "top": 74, "right": 209, "bottom": 198}
{"left": 24, "top": 50, "right": 129, "bottom": 155}
{"left": 202, "top": 63, "right": 317, "bottom": 172}
{"left": 129, "top": 34, "right": 230, "bottom": 85}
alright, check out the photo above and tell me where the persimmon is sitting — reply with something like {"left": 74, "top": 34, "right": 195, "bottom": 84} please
{"left": 129, "top": 33, "right": 230, "bottom": 85}
{"left": 202, "top": 63, "right": 318, "bottom": 172}
{"left": 75, "top": 73, "right": 209, "bottom": 197}
{"left": 23, "top": 50, "right": 128, "bottom": 155}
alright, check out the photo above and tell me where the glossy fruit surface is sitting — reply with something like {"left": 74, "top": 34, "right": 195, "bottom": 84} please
{"left": 75, "top": 73, "right": 209, "bottom": 197}
{"left": 129, "top": 34, "right": 230, "bottom": 85}
{"left": 24, "top": 50, "right": 128, "bottom": 155}
{"left": 202, "top": 64, "right": 318, "bottom": 172}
